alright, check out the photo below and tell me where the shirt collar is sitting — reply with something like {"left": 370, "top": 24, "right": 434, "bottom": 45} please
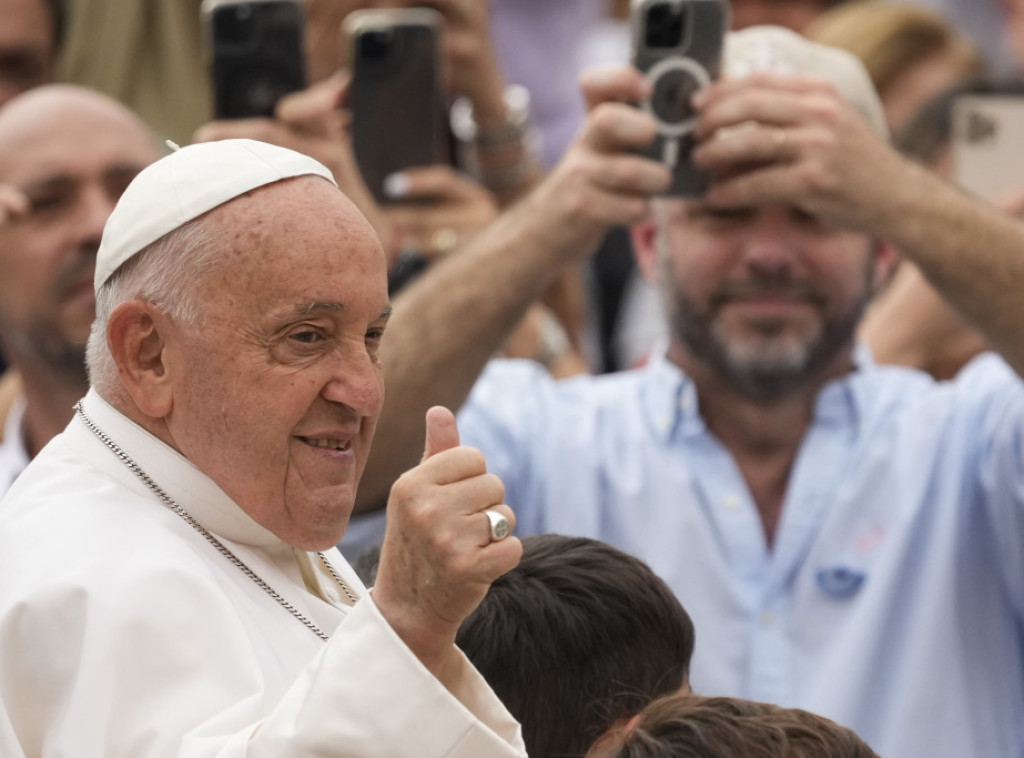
{"left": 0, "top": 395, "right": 30, "bottom": 485}
{"left": 640, "top": 342, "right": 873, "bottom": 442}
{"left": 77, "top": 389, "right": 282, "bottom": 548}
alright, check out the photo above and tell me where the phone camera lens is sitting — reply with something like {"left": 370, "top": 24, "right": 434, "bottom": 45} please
{"left": 651, "top": 68, "right": 699, "bottom": 125}
{"left": 645, "top": 4, "right": 685, "bottom": 49}
{"left": 214, "top": 4, "right": 255, "bottom": 44}
{"left": 360, "top": 29, "right": 394, "bottom": 61}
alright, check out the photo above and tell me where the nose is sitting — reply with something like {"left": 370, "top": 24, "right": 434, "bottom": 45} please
{"left": 739, "top": 208, "right": 798, "bottom": 277}
{"left": 321, "top": 345, "right": 385, "bottom": 417}
{"left": 75, "top": 183, "right": 118, "bottom": 251}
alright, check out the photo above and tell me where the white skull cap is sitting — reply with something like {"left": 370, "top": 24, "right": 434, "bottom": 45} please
{"left": 725, "top": 25, "right": 889, "bottom": 140}
{"left": 94, "top": 138, "right": 337, "bottom": 291}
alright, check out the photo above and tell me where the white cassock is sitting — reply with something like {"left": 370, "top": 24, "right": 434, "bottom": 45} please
{"left": 0, "top": 390, "right": 526, "bottom": 758}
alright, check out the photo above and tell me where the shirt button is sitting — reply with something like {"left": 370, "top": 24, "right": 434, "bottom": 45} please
{"left": 759, "top": 611, "right": 773, "bottom": 627}
{"left": 723, "top": 494, "right": 740, "bottom": 511}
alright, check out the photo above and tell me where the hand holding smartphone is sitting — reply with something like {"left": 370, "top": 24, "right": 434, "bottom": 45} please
{"left": 346, "top": 8, "right": 452, "bottom": 205}
{"left": 202, "top": 0, "right": 308, "bottom": 120}
{"left": 630, "top": 0, "right": 729, "bottom": 196}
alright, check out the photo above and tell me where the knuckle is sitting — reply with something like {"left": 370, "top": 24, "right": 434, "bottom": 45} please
{"left": 560, "top": 183, "right": 593, "bottom": 221}
{"left": 483, "top": 473, "right": 506, "bottom": 501}
{"left": 796, "top": 162, "right": 835, "bottom": 194}
{"left": 807, "top": 97, "right": 842, "bottom": 126}
{"left": 622, "top": 198, "right": 652, "bottom": 225}
{"left": 590, "top": 103, "right": 624, "bottom": 137}
{"left": 459, "top": 446, "right": 488, "bottom": 473}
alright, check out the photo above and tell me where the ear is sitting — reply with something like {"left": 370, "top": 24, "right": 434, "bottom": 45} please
{"left": 105, "top": 301, "right": 175, "bottom": 419}
{"left": 630, "top": 215, "right": 660, "bottom": 285}
{"left": 871, "top": 239, "right": 900, "bottom": 294}
{"left": 586, "top": 712, "right": 644, "bottom": 757}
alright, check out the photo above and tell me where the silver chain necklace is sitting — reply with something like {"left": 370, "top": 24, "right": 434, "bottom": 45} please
{"left": 74, "top": 401, "right": 359, "bottom": 642}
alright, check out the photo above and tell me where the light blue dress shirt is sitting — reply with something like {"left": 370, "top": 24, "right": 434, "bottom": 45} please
{"left": 457, "top": 348, "right": 1024, "bottom": 758}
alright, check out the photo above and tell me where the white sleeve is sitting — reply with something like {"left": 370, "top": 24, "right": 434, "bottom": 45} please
{"left": 247, "top": 594, "right": 526, "bottom": 758}
{"left": 0, "top": 549, "right": 525, "bottom": 758}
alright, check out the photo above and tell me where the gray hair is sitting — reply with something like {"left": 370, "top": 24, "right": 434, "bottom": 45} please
{"left": 85, "top": 217, "right": 225, "bottom": 396}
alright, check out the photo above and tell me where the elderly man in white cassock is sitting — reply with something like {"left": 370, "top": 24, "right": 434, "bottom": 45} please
{"left": 0, "top": 138, "right": 526, "bottom": 757}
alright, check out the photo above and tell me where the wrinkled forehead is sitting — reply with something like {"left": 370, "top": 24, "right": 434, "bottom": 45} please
{"left": 194, "top": 177, "right": 388, "bottom": 282}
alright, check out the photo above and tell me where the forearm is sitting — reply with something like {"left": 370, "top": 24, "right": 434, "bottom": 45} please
{"left": 250, "top": 595, "right": 525, "bottom": 758}
{"left": 356, "top": 196, "right": 584, "bottom": 511}
{"left": 871, "top": 159, "right": 1024, "bottom": 377}
{"left": 356, "top": 67, "right": 668, "bottom": 510}
{"left": 861, "top": 262, "right": 987, "bottom": 378}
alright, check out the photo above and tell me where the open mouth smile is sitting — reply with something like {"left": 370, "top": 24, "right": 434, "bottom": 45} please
{"left": 298, "top": 437, "right": 352, "bottom": 452}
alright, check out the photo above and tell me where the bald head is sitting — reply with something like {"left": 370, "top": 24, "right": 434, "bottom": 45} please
{"left": 0, "top": 84, "right": 159, "bottom": 384}
{"left": 0, "top": 84, "right": 159, "bottom": 173}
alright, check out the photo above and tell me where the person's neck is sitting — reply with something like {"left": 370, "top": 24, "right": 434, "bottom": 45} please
{"left": 16, "top": 361, "right": 89, "bottom": 460}
{"left": 668, "top": 343, "right": 856, "bottom": 545}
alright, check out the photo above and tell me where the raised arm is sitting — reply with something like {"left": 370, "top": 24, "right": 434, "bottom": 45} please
{"left": 355, "top": 66, "right": 671, "bottom": 510}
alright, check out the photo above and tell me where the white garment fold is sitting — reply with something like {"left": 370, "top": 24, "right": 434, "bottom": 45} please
{"left": 0, "top": 390, "right": 525, "bottom": 758}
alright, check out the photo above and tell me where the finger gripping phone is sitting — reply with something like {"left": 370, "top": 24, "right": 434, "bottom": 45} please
{"left": 631, "top": 0, "right": 728, "bottom": 196}
{"left": 346, "top": 9, "right": 451, "bottom": 204}
{"left": 202, "top": 0, "right": 308, "bottom": 120}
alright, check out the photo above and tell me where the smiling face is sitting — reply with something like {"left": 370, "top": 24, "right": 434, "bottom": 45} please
{"left": 640, "top": 200, "right": 883, "bottom": 401}
{"left": 0, "top": 86, "right": 158, "bottom": 378}
{"left": 160, "top": 177, "right": 390, "bottom": 549}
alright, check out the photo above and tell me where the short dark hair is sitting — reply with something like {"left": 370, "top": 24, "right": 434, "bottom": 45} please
{"left": 455, "top": 535, "right": 695, "bottom": 758}
{"left": 587, "top": 694, "right": 881, "bottom": 758}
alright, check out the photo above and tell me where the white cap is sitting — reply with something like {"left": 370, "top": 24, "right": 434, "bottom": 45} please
{"left": 94, "top": 139, "right": 337, "bottom": 290}
{"left": 726, "top": 25, "right": 889, "bottom": 140}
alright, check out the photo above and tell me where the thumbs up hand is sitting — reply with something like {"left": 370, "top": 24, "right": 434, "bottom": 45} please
{"left": 372, "top": 406, "right": 521, "bottom": 679}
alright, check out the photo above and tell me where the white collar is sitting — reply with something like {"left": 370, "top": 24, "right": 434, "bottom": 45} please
{"left": 73, "top": 389, "right": 282, "bottom": 548}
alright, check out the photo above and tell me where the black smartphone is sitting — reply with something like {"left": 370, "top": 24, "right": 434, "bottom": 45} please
{"left": 346, "top": 8, "right": 451, "bottom": 204}
{"left": 202, "top": 0, "right": 308, "bottom": 120}
{"left": 631, "top": 0, "right": 729, "bottom": 196}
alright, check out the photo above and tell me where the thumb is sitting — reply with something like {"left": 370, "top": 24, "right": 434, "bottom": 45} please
{"left": 275, "top": 73, "right": 346, "bottom": 127}
{"left": 422, "top": 405, "right": 460, "bottom": 461}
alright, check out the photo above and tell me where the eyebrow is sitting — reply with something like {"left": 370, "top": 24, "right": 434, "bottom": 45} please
{"left": 18, "top": 164, "right": 145, "bottom": 195}
{"left": 293, "top": 302, "right": 393, "bottom": 320}
{"left": 296, "top": 302, "right": 344, "bottom": 315}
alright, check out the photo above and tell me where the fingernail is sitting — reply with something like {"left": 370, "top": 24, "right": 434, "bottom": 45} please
{"left": 383, "top": 172, "right": 410, "bottom": 198}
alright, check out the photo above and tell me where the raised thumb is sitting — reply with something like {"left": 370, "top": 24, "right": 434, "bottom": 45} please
{"left": 421, "top": 405, "right": 460, "bottom": 461}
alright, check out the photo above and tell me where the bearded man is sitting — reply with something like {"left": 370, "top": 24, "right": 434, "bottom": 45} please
{"left": 343, "top": 26, "right": 1024, "bottom": 758}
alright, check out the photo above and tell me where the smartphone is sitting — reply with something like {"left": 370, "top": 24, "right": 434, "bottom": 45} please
{"left": 630, "top": 0, "right": 729, "bottom": 196}
{"left": 202, "top": 0, "right": 308, "bottom": 120}
{"left": 346, "top": 8, "right": 451, "bottom": 204}
{"left": 952, "top": 94, "right": 1024, "bottom": 199}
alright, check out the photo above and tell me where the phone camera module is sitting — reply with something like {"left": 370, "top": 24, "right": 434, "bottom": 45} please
{"left": 650, "top": 67, "right": 699, "bottom": 125}
{"left": 645, "top": 3, "right": 685, "bottom": 49}
{"left": 360, "top": 29, "right": 394, "bottom": 62}
{"left": 213, "top": 3, "right": 256, "bottom": 44}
